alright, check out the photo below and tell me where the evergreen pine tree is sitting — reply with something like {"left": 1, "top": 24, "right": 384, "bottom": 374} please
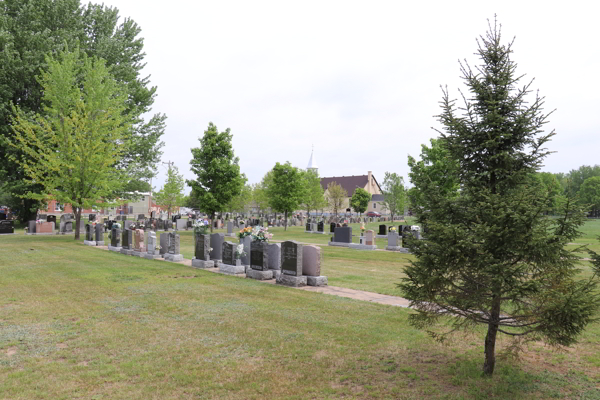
{"left": 401, "top": 19, "right": 600, "bottom": 376}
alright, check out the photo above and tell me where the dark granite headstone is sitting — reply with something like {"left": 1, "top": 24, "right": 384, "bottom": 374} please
{"left": 89, "top": 214, "right": 96, "bottom": 222}
{"left": 47, "top": 215, "right": 56, "bottom": 225}
{"left": 378, "top": 224, "right": 386, "bottom": 235}
{"left": 305, "top": 222, "right": 310, "bottom": 231}
{"left": 159, "top": 233, "right": 168, "bottom": 255}
{"left": 210, "top": 233, "right": 224, "bottom": 261}
{"left": 168, "top": 232, "right": 180, "bottom": 254}
{"left": 333, "top": 226, "right": 352, "bottom": 243}
{"left": 250, "top": 241, "right": 269, "bottom": 271}
{"left": 222, "top": 241, "right": 235, "bottom": 265}
{"left": 281, "top": 241, "right": 303, "bottom": 276}
{"left": 111, "top": 228, "right": 121, "bottom": 247}
{"left": 95, "top": 224, "right": 104, "bottom": 242}
{"left": 195, "top": 233, "right": 210, "bottom": 261}
{"left": 157, "top": 219, "right": 164, "bottom": 230}
{"left": 0, "top": 220, "right": 14, "bottom": 234}
{"left": 122, "top": 229, "right": 132, "bottom": 249}
{"left": 85, "top": 224, "right": 94, "bottom": 241}
{"left": 28, "top": 220, "right": 37, "bottom": 233}
{"left": 330, "top": 222, "right": 336, "bottom": 233}
{"left": 138, "top": 214, "right": 145, "bottom": 220}
{"left": 0, "top": 213, "right": 6, "bottom": 221}
{"left": 317, "top": 221, "right": 324, "bottom": 232}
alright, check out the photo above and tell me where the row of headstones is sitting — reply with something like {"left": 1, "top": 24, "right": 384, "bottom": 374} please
{"left": 108, "top": 226, "right": 183, "bottom": 261}
{"left": 192, "top": 233, "right": 326, "bottom": 286}
{"left": 377, "top": 224, "right": 420, "bottom": 237}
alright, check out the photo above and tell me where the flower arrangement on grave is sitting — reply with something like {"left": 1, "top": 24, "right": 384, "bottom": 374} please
{"left": 251, "top": 226, "right": 272, "bottom": 243}
{"left": 235, "top": 244, "right": 246, "bottom": 259}
{"left": 193, "top": 219, "right": 210, "bottom": 235}
{"left": 389, "top": 227, "right": 396, "bottom": 232}
{"left": 360, "top": 224, "right": 365, "bottom": 235}
{"left": 238, "top": 226, "right": 252, "bottom": 239}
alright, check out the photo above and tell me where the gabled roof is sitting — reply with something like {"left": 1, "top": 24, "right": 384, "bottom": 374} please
{"left": 320, "top": 175, "right": 381, "bottom": 196}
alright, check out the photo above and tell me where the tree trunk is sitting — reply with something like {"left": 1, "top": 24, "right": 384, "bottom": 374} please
{"left": 483, "top": 298, "right": 501, "bottom": 375}
{"left": 284, "top": 210, "right": 288, "bottom": 231}
{"left": 74, "top": 207, "right": 82, "bottom": 240}
{"left": 210, "top": 211, "right": 214, "bottom": 233}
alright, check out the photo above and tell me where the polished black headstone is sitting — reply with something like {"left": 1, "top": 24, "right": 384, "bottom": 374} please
{"left": 281, "top": 240, "right": 302, "bottom": 276}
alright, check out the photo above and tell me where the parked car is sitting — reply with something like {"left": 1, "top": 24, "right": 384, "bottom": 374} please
{"left": 366, "top": 211, "right": 381, "bottom": 217}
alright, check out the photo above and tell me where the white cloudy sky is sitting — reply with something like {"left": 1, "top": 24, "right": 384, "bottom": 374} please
{"left": 101, "top": 0, "right": 599, "bottom": 192}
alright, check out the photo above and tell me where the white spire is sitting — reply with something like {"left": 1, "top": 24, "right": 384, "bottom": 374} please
{"left": 307, "top": 144, "right": 318, "bottom": 170}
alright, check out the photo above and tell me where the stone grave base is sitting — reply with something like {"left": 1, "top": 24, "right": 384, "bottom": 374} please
{"left": 60, "top": 231, "right": 73, "bottom": 235}
{"left": 314, "top": 231, "right": 327, "bottom": 234}
{"left": 376, "top": 235, "right": 388, "bottom": 239}
{"left": 328, "top": 242, "right": 351, "bottom": 247}
{"left": 164, "top": 254, "right": 184, "bottom": 262}
{"left": 225, "top": 233, "right": 235, "bottom": 237}
{"left": 348, "top": 243, "right": 377, "bottom": 250}
{"left": 132, "top": 250, "right": 146, "bottom": 257}
{"left": 27, "top": 232, "right": 55, "bottom": 236}
{"left": 385, "top": 246, "right": 411, "bottom": 253}
{"left": 96, "top": 241, "right": 105, "bottom": 246}
{"left": 143, "top": 253, "right": 162, "bottom": 260}
{"left": 108, "top": 246, "right": 122, "bottom": 252}
{"left": 271, "top": 269, "right": 281, "bottom": 280}
{"left": 0, "top": 233, "right": 17, "bottom": 235}
{"left": 191, "top": 258, "right": 214, "bottom": 268}
{"left": 277, "top": 274, "right": 307, "bottom": 287}
{"left": 120, "top": 248, "right": 133, "bottom": 256}
{"left": 246, "top": 269, "right": 273, "bottom": 280}
{"left": 307, "top": 276, "right": 328, "bottom": 287}
{"left": 84, "top": 240, "right": 96, "bottom": 246}
{"left": 218, "top": 263, "right": 245, "bottom": 275}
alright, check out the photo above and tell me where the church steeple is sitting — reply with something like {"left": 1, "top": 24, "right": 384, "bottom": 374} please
{"left": 307, "top": 145, "right": 318, "bottom": 175}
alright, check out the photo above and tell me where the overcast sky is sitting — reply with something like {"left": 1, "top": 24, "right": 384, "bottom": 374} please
{"left": 101, "top": 0, "right": 599, "bottom": 193}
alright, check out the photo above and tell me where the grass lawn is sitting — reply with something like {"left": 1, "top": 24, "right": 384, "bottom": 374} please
{"left": 1, "top": 233, "right": 599, "bottom": 399}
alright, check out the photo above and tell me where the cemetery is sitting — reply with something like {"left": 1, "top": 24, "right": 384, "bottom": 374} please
{"left": 1, "top": 3, "right": 600, "bottom": 398}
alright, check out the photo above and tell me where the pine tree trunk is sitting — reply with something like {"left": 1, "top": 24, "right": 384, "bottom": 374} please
{"left": 483, "top": 298, "right": 501, "bottom": 375}
{"left": 74, "top": 207, "right": 82, "bottom": 240}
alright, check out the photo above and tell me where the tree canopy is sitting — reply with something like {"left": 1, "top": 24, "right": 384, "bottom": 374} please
{"left": 153, "top": 165, "right": 185, "bottom": 219}
{"left": 400, "top": 21, "right": 600, "bottom": 376}
{"left": 301, "top": 169, "right": 327, "bottom": 217}
{"left": 265, "top": 162, "right": 304, "bottom": 230}
{"left": 9, "top": 48, "right": 130, "bottom": 239}
{"left": 326, "top": 182, "right": 347, "bottom": 218}
{"left": 350, "top": 187, "right": 370, "bottom": 216}
{"left": 0, "top": 0, "right": 165, "bottom": 221}
{"left": 381, "top": 172, "right": 406, "bottom": 221}
{"left": 187, "top": 122, "right": 244, "bottom": 232}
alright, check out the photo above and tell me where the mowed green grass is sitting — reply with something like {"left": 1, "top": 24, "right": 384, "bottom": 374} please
{"left": 1, "top": 234, "right": 599, "bottom": 399}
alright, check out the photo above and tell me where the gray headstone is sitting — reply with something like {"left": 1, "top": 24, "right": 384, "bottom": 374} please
{"left": 227, "top": 221, "right": 233, "bottom": 235}
{"left": 388, "top": 232, "right": 399, "bottom": 247}
{"left": 159, "top": 233, "right": 168, "bottom": 255}
{"left": 239, "top": 235, "right": 252, "bottom": 265}
{"left": 302, "top": 245, "right": 321, "bottom": 276}
{"left": 281, "top": 241, "right": 303, "bottom": 276}
{"left": 176, "top": 219, "right": 187, "bottom": 230}
{"left": 210, "top": 233, "right": 225, "bottom": 261}
{"left": 124, "top": 220, "right": 133, "bottom": 230}
{"left": 147, "top": 231, "right": 157, "bottom": 254}
{"left": 85, "top": 224, "right": 94, "bottom": 241}
{"left": 267, "top": 243, "right": 281, "bottom": 270}
{"left": 250, "top": 241, "right": 269, "bottom": 271}
{"left": 122, "top": 229, "right": 132, "bottom": 249}
{"left": 28, "top": 220, "right": 36, "bottom": 233}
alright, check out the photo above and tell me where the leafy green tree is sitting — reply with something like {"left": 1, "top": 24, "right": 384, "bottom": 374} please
{"left": 580, "top": 176, "right": 600, "bottom": 217}
{"left": 400, "top": 22, "right": 600, "bottom": 376}
{"left": 326, "top": 182, "right": 347, "bottom": 218}
{"left": 0, "top": 0, "right": 165, "bottom": 221}
{"left": 534, "top": 172, "right": 564, "bottom": 214}
{"left": 408, "top": 138, "right": 459, "bottom": 212}
{"left": 265, "top": 162, "right": 304, "bottom": 231}
{"left": 381, "top": 172, "right": 406, "bottom": 221}
{"left": 349, "top": 187, "right": 370, "bottom": 216}
{"left": 301, "top": 169, "right": 327, "bottom": 218}
{"left": 9, "top": 48, "right": 130, "bottom": 239}
{"left": 565, "top": 165, "right": 600, "bottom": 198}
{"left": 188, "top": 122, "right": 244, "bottom": 232}
{"left": 153, "top": 166, "right": 185, "bottom": 220}
{"left": 225, "top": 184, "right": 252, "bottom": 214}
{"left": 252, "top": 172, "right": 273, "bottom": 217}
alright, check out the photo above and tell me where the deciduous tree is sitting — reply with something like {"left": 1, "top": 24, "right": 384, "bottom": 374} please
{"left": 349, "top": 187, "right": 370, "bottom": 216}
{"left": 153, "top": 165, "right": 185, "bottom": 220}
{"left": 580, "top": 176, "right": 600, "bottom": 217}
{"left": 400, "top": 20, "right": 600, "bottom": 376}
{"left": 188, "top": 122, "right": 244, "bottom": 232}
{"left": 9, "top": 48, "right": 130, "bottom": 239}
{"left": 265, "top": 162, "right": 304, "bottom": 231}
{"left": 380, "top": 172, "right": 406, "bottom": 221}
{"left": 301, "top": 170, "right": 327, "bottom": 218}
{"left": 326, "top": 182, "right": 347, "bottom": 218}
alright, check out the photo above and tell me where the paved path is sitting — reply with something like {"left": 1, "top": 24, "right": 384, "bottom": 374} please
{"left": 95, "top": 245, "right": 411, "bottom": 308}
